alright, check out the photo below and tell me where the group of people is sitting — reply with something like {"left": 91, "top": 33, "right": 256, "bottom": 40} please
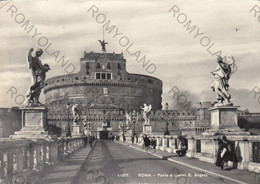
{"left": 123, "top": 133, "right": 238, "bottom": 171}
{"left": 143, "top": 135, "right": 156, "bottom": 149}
{"left": 108, "top": 133, "right": 115, "bottom": 142}
{"left": 83, "top": 136, "right": 95, "bottom": 148}
{"left": 176, "top": 137, "right": 188, "bottom": 157}
{"left": 143, "top": 135, "right": 187, "bottom": 157}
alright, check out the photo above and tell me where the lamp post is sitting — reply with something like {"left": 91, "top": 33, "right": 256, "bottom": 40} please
{"left": 66, "top": 103, "right": 71, "bottom": 137}
{"left": 132, "top": 110, "right": 137, "bottom": 136}
{"left": 164, "top": 102, "right": 170, "bottom": 135}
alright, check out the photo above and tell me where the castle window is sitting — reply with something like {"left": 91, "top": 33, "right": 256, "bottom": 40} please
{"left": 96, "top": 73, "right": 101, "bottom": 79}
{"left": 62, "top": 79, "right": 64, "bottom": 81}
{"left": 107, "top": 63, "right": 111, "bottom": 69}
{"left": 128, "top": 77, "right": 131, "bottom": 80}
{"left": 86, "top": 69, "right": 90, "bottom": 75}
{"left": 75, "top": 77, "right": 79, "bottom": 80}
{"left": 117, "top": 63, "right": 121, "bottom": 69}
{"left": 107, "top": 73, "right": 111, "bottom": 79}
{"left": 102, "top": 73, "right": 106, "bottom": 79}
{"left": 86, "top": 62, "right": 90, "bottom": 69}
{"left": 148, "top": 79, "right": 153, "bottom": 83}
{"left": 97, "top": 63, "right": 101, "bottom": 69}
{"left": 103, "top": 88, "right": 108, "bottom": 94}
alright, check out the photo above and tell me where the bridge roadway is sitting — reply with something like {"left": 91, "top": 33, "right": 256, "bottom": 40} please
{"left": 71, "top": 140, "right": 235, "bottom": 184}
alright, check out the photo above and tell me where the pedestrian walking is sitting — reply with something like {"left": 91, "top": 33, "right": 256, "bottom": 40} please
{"left": 123, "top": 134, "right": 126, "bottom": 142}
{"left": 89, "top": 136, "right": 93, "bottom": 148}
{"left": 131, "top": 135, "right": 135, "bottom": 144}
{"left": 135, "top": 135, "right": 138, "bottom": 144}
{"left": 143, "top": 135, "right": 150, "bottom": 149}
{"left": 151, "top": 138, "right": 156, "bottom": 149}
{"left": 83, "top": 136, "right": 88, "bottom": 148}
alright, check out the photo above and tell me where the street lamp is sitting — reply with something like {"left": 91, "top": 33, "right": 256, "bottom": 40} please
{"left": 66, "top": 103, "right": 71, "bottom": 137}
{"left": 164, "top": 102, "right": 170, "bottom": 135}
{"left": 132, "top": 110, "right": 137, "bottom": 136}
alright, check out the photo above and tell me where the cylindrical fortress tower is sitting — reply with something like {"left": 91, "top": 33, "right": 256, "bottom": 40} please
{"left": 44, "top": 51, "right": 162, "bottom": 121}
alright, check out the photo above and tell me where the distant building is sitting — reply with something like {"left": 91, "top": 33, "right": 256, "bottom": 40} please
{"left": 237, "top": 109, "right": 260, "bottom": 123}
{"left": 180, "top": 102, "right": 212, "bottom": 136}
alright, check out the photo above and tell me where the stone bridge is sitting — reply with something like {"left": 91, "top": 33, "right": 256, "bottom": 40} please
{"left": 0, "top": 135, "right": 260, "bottom": 184}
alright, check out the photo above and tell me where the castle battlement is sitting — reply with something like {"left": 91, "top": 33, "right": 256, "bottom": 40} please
{"left": 44, "top": 51, "right": 162, "bottom": 114}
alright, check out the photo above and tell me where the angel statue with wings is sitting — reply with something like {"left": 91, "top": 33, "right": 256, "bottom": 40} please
{"left": 119, "top": 121, "right": 124, "bottom": 132}
{"left": 140, "top": 104, "right": 152, "bottom": 125}
{"left": 24, "top": 48, "right": 50, "bottom": 106}
{"left": 125, "top": 112, "right": 132, "bottom": 130}
{"left": 211, "top": 56, "right": 236, "bottom": 107}
{"left": 72, "top": 104, "right": 81, "bottom": 125}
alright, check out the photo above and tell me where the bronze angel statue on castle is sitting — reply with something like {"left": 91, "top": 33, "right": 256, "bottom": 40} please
{"left": 211, "top": 56, "right": 236, "bottom": 107}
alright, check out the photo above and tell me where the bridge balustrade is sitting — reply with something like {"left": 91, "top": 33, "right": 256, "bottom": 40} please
{"left": 118, "top": 134, "right": 260, "bottom": 173}
{"left": 0, "top": 137, "right": 84, "bottom": 183}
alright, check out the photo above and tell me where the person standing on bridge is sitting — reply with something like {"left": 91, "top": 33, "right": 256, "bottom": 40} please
{"left": 89, "top": 136, "right": 93, "bottom": 148}
{"left": 143, "top": 135, "right": 150, "bottom": 149}
{"left": 83, "top": 136, "right": 88, "bottom": 148}
{"left": 131, "top": 135, "right": 135, "bottom": 144}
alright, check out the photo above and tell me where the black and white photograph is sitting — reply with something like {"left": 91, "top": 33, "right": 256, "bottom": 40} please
{"left": 0, "top": 0, "right": 260, "bottom": 183}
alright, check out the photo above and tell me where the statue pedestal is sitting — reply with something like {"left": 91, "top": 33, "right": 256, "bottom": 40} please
{"left": 203, "top": 106, "right": 250, "bottom": 136}
{"left": 143, "top": 124, "right": 152, "bottom": 135}
{"left": 125, "top": 129, "right": 133, "bottom": 136}
{"left": 71, "top": 124, "right": 81, "bottom": 137}
{"left": 11, "top": 106, "right": 52, "bottom": 139}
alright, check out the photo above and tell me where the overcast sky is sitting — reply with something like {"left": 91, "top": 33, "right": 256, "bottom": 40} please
{"left": 0, "top": 0, "right": 260, "bottom": 112}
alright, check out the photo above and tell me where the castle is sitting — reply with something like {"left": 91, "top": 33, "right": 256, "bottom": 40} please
{"left": 43, "top": 48, "right": 206, "bottom": 137}
{"left": 40, "top": 47, "right": 260, "bottom": 138}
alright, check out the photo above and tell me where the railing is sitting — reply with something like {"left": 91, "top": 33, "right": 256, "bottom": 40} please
{"left": 196, "top": 140, "right": 201, "bottom": 153}
{"left": 0, "top": 136, "right": 84, "bottom": 184}
{"left": 253, "top": 142, "right": 260, "bottom": 163}
{"left": 119, "top": 134, "right": 260, "bottom": 173}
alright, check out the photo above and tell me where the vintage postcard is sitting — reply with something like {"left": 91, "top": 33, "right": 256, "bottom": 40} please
{"left": 0, "top": 0, "right": 260, "bottom": 183}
